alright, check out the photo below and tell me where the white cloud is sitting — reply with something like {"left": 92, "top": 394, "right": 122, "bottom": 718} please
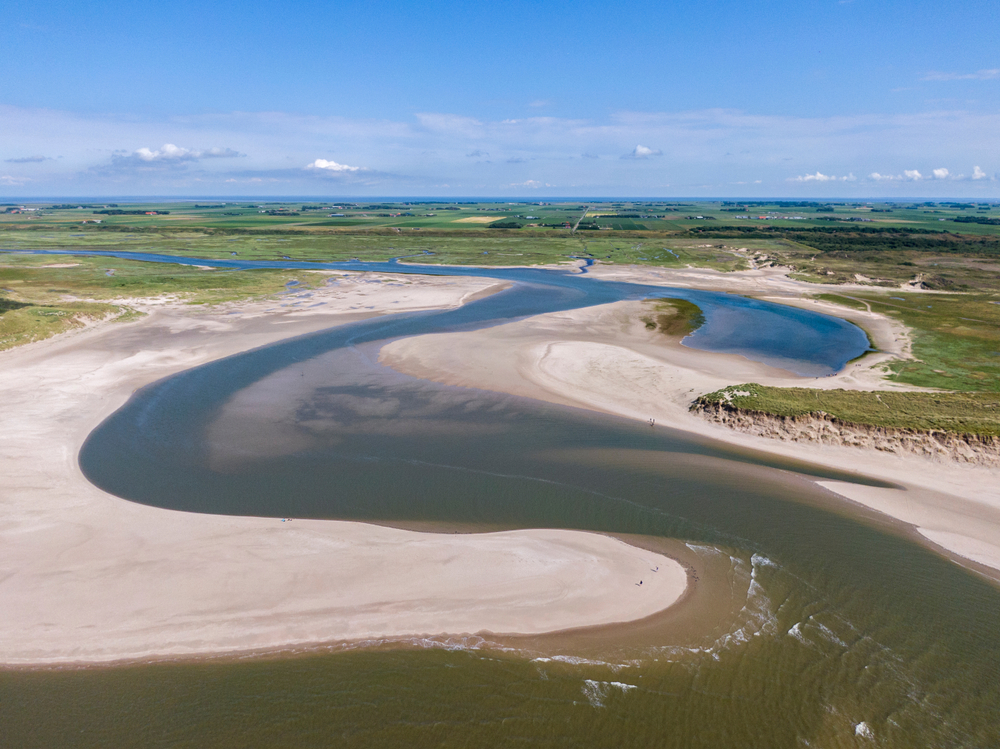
{"left": 1, "top": 174, "right": 31, "bottom": 185}
{"left": 973, "top": 166, "right": 988, "bottom": 180}
{"left": 305, "top": 158, "right": 362, "bottom": 173}
{"left": 622, "top": 144, "right": 662, "bottom": 159}
{"left": 868, "top": 169, "right": 951, "bottom": 182}
{"left": 922, "top": 68, "right": 1000, "bottom": 81}
{"left": 788, "top": 171, "right": 855, "bottom": 182}
{"left": 133, "top": 143, "right": 242, "bottom": 162}
{"left": 790, "top": 171, "right": 835, "bottom": 182}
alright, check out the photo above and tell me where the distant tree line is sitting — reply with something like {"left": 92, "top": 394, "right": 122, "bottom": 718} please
{"left": 93, "top": 209, "right": 170, "bottom": 215}
{"left": 688, "top": 225, "right": 1000, "bottom": 256}
{"left": 953, "top": 215, "right": 1000, "bottom": 226}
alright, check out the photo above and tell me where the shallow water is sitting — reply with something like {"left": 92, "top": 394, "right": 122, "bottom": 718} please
{"left": 4, "top": 253, "right": 1000, "bottom": 747}
{"left": 9, "top": 249, "right": 869, "bottom": 375}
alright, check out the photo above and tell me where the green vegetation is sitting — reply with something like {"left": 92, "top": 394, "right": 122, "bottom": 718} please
{"left": 2, "top": 201, "right": 999, "bottom": 436}
{"left": 0, "top": 297, "right": 125, "bottom": 351}
{"left": 696, "top": 384, "right": 1000, "bottom": 438}
{"left": 641, "top": 298, "right": 705, "bottom": 337}
{"left": 2, "top": 199, "right": 997, "bottom": 278}
{"left": 0, "top": 253, "right": 321, "bottom": 350}
{"left": 812, "top": 292, "right": 1000, "bottom": 392}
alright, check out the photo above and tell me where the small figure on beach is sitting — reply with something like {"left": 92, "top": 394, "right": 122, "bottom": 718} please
{"left": 648, "top": 418, "right": 655, "bottom": 427}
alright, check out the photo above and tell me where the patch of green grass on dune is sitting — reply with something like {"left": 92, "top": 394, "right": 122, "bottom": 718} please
{"left": 641, "top": 298, "right": 706, "bottom": 336}
{"left": 696, "top": 384, "right": 1000, "bottom": 437}
{"left": 0, "top": 254, "right": 323, "bottom": 349}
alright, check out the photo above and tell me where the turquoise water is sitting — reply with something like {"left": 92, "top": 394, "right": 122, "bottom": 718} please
{"left": 4, "top": 253, "right": 999, "bottom": 747}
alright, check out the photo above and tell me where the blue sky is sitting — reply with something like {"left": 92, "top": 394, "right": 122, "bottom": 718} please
{"left": 2, "top": 0, "right": 998, "bottom": 197}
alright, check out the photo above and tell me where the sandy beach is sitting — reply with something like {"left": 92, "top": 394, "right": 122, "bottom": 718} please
{"left": 381, "top": 265, "right": 1000, "bottom": 580}
{"left": 0, "top": 270, "right": 689, "bottom": 667}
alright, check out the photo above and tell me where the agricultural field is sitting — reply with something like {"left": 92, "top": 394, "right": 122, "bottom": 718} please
{"left": 4, "top": 198, "right": 998, "bottom": 238}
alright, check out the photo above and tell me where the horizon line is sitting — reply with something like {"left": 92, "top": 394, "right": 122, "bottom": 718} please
{"left": 3, "top": 195, "right": 998, "bottom": 203}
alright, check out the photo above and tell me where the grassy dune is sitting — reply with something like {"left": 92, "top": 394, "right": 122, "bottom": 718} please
{"left": 813, "top": 292, "right": 1000, "bottom": 392}
{"left": 696, "top": 384, "right": 1000, "bottom": 437}
{"left": 0, "top": 253, "right": 319, "bottom": 350}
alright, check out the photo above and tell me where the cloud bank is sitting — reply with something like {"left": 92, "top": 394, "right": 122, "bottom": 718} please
{"left": 0, "top": 104, "right": 996, "bottom": 196}
{"left": 868, "top": 167, "right": 993, "bottom": 183}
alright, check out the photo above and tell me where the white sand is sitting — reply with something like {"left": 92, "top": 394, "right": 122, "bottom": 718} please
{"left": 0, "top": 271, "right": 687, "bottom": 666}
{"left": 381, "top": 276, "right": 1000, "bottom": 579}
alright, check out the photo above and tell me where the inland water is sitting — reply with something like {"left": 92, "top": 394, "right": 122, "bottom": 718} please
{"left": 3, "top": 252, "right": 999, "bottom": 748}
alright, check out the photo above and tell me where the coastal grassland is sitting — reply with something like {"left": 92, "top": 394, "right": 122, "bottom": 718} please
{"left": 641, "top": 298, "right": 706, "bottom": 336}
{"left": 0, "top": 225, "right": 750, "bottom": 271}
{"left": 0, "top": 253, "right": 316, "bottom": 350}
{"left": 813, "top": 292, "right": 1000, "bottom": 392}
{"left": 695, "top": 384, "right": 1000, "bottom": 438}
{"left": 694, "top": 287, "right": 1000, "bottom": 440}
{"left": 0, "top": 297, "right": 126, "bottom": 352}
{"left": 688, "top": 225, "right": 1000, "bottom": 292}
{"left": 7, "top": 200, "right": 999, "bottom": 276}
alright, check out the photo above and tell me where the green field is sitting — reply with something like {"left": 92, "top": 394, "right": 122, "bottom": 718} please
{"left": 695, "top": 384, "right": 1000, "bottom": 438}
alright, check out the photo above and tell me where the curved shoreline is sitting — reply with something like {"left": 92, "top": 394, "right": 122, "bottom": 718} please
{"left": 0, "top": 272, "right": 690, "bottom": 668}
{"left": 379, "top": 291, "right": 1000, "bottom": 581}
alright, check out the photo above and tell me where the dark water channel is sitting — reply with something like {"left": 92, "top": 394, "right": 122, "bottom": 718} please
{"left": 3, "top": 252, "right": 999, "bottom": 748}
